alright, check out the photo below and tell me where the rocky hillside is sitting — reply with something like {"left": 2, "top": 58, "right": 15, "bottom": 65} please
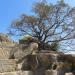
{"left": 0, "top": 34, "right": 75, "bottom": 75}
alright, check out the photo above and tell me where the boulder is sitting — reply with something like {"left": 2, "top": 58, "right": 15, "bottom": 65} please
{"left": 21, "top": 52, "right": 72, "bottom": 75}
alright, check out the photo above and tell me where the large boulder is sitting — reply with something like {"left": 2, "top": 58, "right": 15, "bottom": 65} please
{"left": 9, "top": 42, "right": 38, "bottom": 62}
{"left": 20, "top": 51, "right": 72, "bottom": 75}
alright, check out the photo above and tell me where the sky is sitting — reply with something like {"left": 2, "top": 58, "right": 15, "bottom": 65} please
{"left": 0, "top": 0, "right": 75, "bottom": 53}
{"left": 0, "top": 0, "right": 75, "bottom": 34}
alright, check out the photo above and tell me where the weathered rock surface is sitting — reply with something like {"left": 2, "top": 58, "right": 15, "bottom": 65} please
{"left": 0, "top": 36, "right": 75, "bottom": 75}
{"left": 20, "top": 52, "right": 74, "bottom": 75}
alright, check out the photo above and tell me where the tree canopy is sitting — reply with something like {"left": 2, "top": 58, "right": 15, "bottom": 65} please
{"left": 9, "top": 0, "right": 75, "bottom": 51}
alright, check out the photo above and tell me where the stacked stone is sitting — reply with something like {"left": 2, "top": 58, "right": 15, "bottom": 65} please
{"left": 0, "top": 43, "right": 34, "bottom": 75}
{"left": 0, "top": 46, "right": 18, "bottom": 73}
{"left": 0, "top": 47, "right": 10, "bottom": 59}
{"left": 0, "top": 71, "right": 33, "bottom": 75}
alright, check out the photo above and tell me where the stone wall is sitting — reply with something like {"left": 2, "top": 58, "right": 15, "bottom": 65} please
{"left": 0, "top": 71, "right": 33, "bottom": 75}
{"left": 0, "top": 59, "right": 17, "bottom": 73}
{"left": 0, "top": 46, "right": 12, "bottom": 59}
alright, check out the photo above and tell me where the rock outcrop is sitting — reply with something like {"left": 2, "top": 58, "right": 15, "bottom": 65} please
{"left": 19, "top": 52, "right": 73, "bottom": 75}
{"left": 0, "top": 35, "right": 75, "bottom": 75}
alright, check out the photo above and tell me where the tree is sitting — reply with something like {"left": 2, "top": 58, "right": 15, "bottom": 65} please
{"left": 9, "top": 0, "right": 75, "bottom": 50}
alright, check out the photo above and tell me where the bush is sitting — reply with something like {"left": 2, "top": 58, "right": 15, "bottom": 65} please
{"left": 50, "top": 42, "right": 59, "bottom": 51}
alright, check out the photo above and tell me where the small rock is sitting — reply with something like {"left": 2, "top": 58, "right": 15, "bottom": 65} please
{"left": 65, "top": 72, "right": 73, "bottom": 75}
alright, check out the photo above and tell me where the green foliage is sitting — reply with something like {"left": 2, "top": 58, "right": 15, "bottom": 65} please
{"left": 19, "top": 35, "right": 39, "bottom": 44}
{"left": 21, "top": 35, "right": 33, "bottom": 41}
{"left": 33, "top": 1, "right": 53, "bottom": 18}
{"left": 50, "top": 42, "right": 59, "bottom": 51}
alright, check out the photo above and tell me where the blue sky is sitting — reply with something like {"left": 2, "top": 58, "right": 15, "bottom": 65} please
{"left": 0, "top": 0, "right": 75, "bottom": 34}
